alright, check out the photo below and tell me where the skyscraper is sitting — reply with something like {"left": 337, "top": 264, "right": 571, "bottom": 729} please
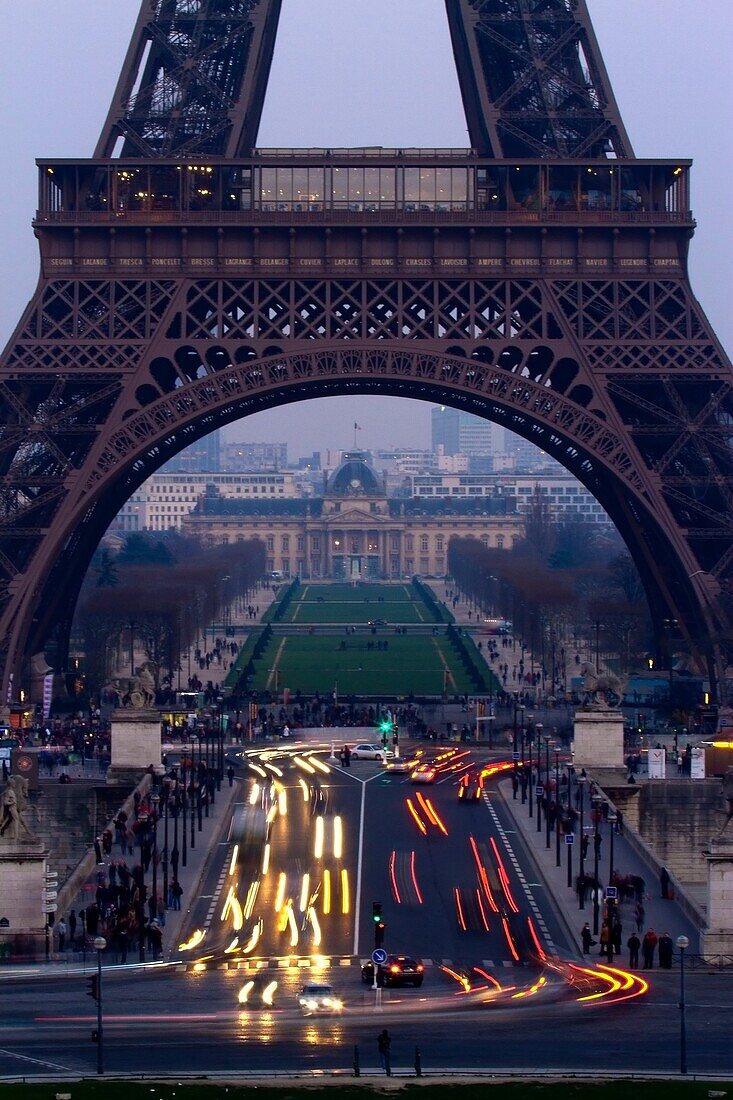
{"left": 431, "top": 407, "right": 504, "bottom": 456}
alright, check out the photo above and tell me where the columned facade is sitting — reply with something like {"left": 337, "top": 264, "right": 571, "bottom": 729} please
{"left": 182, "top": 452, "right": 522, "bottom": 579}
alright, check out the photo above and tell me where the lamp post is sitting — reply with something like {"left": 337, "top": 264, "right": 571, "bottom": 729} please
{"left": 527, "top": 722, "right": 534, "bottom": 819}
{"left": 180, "top": 754, "right": 187, "bottom": 867}
{"left": 592, "top": 793, "right": 603, "bottom": 935}
{"left": 535, "top": 722, "right": 544, "bottom": 833}
{"left": 608, "top": 809, "right": 617, "bottom": 888}
{"left": 520, "top": 710, "right": 529, "bottom": 804}
{"left": 544, "top": 735, "right": 552, "bottom": 849}
{"left": 512, "top": 695, "right": 519, "bottom": 799}
{"left": 676, "top": 934, "right": 689, "bottom": 1075}
{"left": 93, "top": 935, "right": 106, "bottom": 1075}
{"left": 554, "top": 747, "right": 561, "bottom": 867}
{"left": 189, "top": 735, "right": 197, "bottom": 851}
{"left": 150, "top": 792, "right": 160, "bottom": 920}
{"left": 577, "top": 774, "right": 587, "bottom": 908}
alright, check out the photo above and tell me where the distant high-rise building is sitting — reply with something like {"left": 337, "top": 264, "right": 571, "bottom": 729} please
{"left": 224, "top": 441, "right": 287, "bottom": 471}
{"left": 431, "top": 407, "right": 504, "bottom": 456}
{"left": 165, "top": 429, "right": 221, "bottom": 473}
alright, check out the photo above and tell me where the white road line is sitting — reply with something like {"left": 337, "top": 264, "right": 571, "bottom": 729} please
{"left": 484, "top": 795, "right": 555, "bottom": 951}
{"left": 0, "top": 1047, "right": 74, "bottom": 1072}
{"left": 353, "top": 778, "right": 367, "bottom": 956}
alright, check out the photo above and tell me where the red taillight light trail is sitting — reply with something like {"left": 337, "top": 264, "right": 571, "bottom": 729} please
{"left": 410, "top": 850, "right": 423, "bottom": 904}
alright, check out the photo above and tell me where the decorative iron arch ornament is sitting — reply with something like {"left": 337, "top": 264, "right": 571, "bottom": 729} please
{"left": 0, "top": 0, "right": 732, "bottom": 704}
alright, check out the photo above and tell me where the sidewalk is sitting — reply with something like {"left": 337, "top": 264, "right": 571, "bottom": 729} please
{"left": 496, "top": 776, "right": 702, "bottom": 962}
{"left": 47, "top": 767, "right": 239, "bottom": 964}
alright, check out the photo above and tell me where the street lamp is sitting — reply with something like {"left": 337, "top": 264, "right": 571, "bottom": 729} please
{"left": 535, "top": 723, "right": 544, "bottom": 834}
{"left": 93, "top": 935, "right": 106, "bottom": 1075}
{"left": 150, "top": 793, "right": 160, "bottom": 920}
{"left": 591, "top": 793, "right": 603, "bottom": 935}
{"left": 554, "top": 747, "right": 562, "bottom": 867}
{"left": 676, "top": 934, "right": 689, "bottom": 1075}
{"left": 544, "top": 735, "right": 552, "bottom": 849}
{"left": 608, "top": 809, "right": 618, "bottom": 887}
{"left": 512, "top": 695, "right": 520, "bottom": 799}
{"left": 577, "top": 774, "right": 587, "bottom": 909}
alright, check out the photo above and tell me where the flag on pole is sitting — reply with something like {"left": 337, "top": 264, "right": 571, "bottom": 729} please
{"left": 354, "top": 422, "right": 362, "bottom": 430}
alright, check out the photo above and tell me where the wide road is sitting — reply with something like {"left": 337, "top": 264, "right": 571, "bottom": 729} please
{"left": 1, "top": 742, "right": 731, "bottom": 1078}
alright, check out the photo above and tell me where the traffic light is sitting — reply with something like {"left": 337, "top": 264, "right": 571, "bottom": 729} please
{"left": 86, "top": 975, "right": 99, "bottom": 1002}
{"left": 375, "top": 920, "right": 386, "bottom": 948}
{"left": 372, "top": 901, "right": 382, "bottom": 924}
{"left": 379, "top": 718, "right": 391, "bottom": 746}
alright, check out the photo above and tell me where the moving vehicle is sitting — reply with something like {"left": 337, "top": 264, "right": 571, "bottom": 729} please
{"left": 458, "top": 770, "right": 482, "bottom": 801}
{"left": 297, "top": 983, "right": 343, "bottom": 1014}
{"left": 383, "top": 757, "right": 411, "bottom": 775}
{"left": 410, "top": 763, "right": 437, "bottom": 784}
{"left": 361, "top": 955, "right": 424, "bottom": 988}
{"left": 350, "top": 743, "right": 390, "bottom": 761}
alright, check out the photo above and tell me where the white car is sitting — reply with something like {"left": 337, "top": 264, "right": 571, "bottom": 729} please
{"left": 350, "top": 743, "right": 389, "bottom": 761}
{"left": 383, "top": 757, "right": 411, "bottom": 775}
{"left": 297, "top": 983, "right": 343, "bottom": 1015}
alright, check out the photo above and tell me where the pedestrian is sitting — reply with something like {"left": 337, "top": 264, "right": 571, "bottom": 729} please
{"left": 660, "top": 866, "right": 672, "bottom": 900}
{"left": 615, "top": 809, "right": 624, "bottom": 834}
{"left": 94, "top": 836, "right": 103, "bottom": 864}
{"left": 170, "top": 879, "right": 183, "bottom": 910}
{"left": 68, "top": 909, "right": 77, "bottom": 947}
{"left": 377, "top": 1028, "right": 391, "bottom": 1076}
{"left": 581, "top": 833, "right": 589, "bottom": 861}
{"left": 171, "top": 845, "right": 180, "bottom": 879}
{"left": 633, "top": 901, "right": 645, "bottom": 934}
{"left": 599, "top": 920, "right": 611, "bottom": 960}
{"left": 593, "top": 831, "right": 602, "bottom": 861}
{"left": 227, "top": 765, "right": 234, "bottom": 787}
{"left": 658, "top": 931, "right": 674, "bottom": 969}
{"left": 56, "top": 917, "right": 67, "bottom": 951}
{"left": 343, "top": 744, "right": 351, "bottom": 768}
{"left": 580, "top": 922, "right": 594, "bottom": 954}
{"left": 642, "top": 928, "right": 658, "bottom": 968}
{"left": 627, "top": 932, "right": 640, "bottom": 969}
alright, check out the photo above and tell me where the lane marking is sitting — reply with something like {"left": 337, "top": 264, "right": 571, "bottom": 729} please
{"left": 0, "top": 1047, "right": 74, "bottom": 1072}
{"left": 353, "top": 777, "right": 366, "bottom": 956}
{"left": 483, "top": 794, "right": 555, "bottom": 952}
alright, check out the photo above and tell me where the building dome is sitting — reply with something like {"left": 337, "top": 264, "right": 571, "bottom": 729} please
{"left": 327, "top": 452, "right": 382, "bottom": 497}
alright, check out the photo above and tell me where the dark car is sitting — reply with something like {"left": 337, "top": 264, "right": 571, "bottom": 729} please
{"left": 361, "top": 954, "right": 424, "bottom": 988}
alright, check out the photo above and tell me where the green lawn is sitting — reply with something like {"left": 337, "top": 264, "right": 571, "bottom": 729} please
{"left": 250, "top": 633, "right": 482, "bottom": 695}
{"left": 0, "top": 1079, "right": 720, "bottom": 1100}
{"left": 284, "top": 583, "right": 427, "bottom": 625}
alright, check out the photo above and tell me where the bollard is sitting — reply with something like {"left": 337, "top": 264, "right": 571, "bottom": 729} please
{"left": 414, "top": 1045, "right": 422, "bottom": 1077}
{"left": 353, "top": 1044, "right": 360, "bottom": 1077}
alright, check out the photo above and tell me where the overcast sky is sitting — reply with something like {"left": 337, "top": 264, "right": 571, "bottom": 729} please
{"left": 1, "top": 1, "right": 731, "bottom": 458}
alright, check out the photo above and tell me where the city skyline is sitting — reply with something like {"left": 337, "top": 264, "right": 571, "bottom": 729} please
{"left": 0, "top": 2, "right": 731, "bottom": 456}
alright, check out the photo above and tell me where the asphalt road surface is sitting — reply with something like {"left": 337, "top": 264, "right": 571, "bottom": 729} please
{"left": 1, "top": 744, "right": 731, "bottom": 1079}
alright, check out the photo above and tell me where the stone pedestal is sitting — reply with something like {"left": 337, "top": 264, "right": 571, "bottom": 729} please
{"left": 573, "top": 706, "right": 624, "bottom": 769}
{"left": 108, "top": 708, "right": 161, "bottom": 784}
{"left": 702, "top": 831, "right": 733, "bottom": 960}
{"left": 0, "top": 838, "right": 48, "bottom": 958}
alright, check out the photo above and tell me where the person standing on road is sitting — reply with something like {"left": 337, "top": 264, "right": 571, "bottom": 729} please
{"left": 627, "top": 932, "right": 640, "bottom": 969}
{"left": 56, "top": 917, "right": 67, "bottom": 952}
{"left": 658, "top": 931, "right": 674, "bottom": 969}
{"left": 581, "top": 922, "right": 594, "bottom": 954}
{"left": 377, "top": 1029, "right": 391, "bottom": 1076}
{"left": 226, "top": 765, "right": 234, "bottom": 787}
{"left": 642, "top": 928, "right": 658, "bottom": 968}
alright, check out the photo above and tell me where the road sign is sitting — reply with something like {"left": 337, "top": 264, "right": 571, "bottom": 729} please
{"left": 535, "top": 785, "right": 544, "bottom": 796}
{"left": 605, "top": 886, "right": 618, "bottom": 900}
{"left": 371, "top": 948, "right": 388, "bottom": 966}
{"left": 565, "top": 833, "right": 575, "bottom": 845}
{"left": 43, "top": 903, "right": 58, "bottom": 914}
{"left": 512, "top": 752, "right": 520, "bottom": 761}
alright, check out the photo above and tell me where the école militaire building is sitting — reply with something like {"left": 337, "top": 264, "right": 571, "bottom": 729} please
{"left": 182, "top": 452, "right": 523, "bottom": 579}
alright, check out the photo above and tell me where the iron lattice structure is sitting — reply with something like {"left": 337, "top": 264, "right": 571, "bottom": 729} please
{"left": 0, "top": 0, "right": 731, "bottom": 703}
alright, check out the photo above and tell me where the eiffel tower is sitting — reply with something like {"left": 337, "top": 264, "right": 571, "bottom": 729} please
{"left": 1, "top": 0, "right": 731, "bottom": 707}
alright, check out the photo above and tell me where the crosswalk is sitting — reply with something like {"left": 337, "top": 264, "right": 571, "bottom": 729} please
{"left": 183, "top": 954, "right": 533, "bottom": 972}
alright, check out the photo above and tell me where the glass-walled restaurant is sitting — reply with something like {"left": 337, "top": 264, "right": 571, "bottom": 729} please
{"left": 38, "top": 157, "right": 691, "bottom": 220}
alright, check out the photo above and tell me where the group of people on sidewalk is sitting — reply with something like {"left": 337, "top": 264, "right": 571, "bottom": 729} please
{"left": 581, "top": 917, "right": 677, "bottom": 969}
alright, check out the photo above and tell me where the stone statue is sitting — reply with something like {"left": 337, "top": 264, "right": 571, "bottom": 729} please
{"left": 116, "top": 664, "right": 156, "bottom": 709}
{"left": 581, "top": 667, "right": 625, "bottom": 709}
{"left": 0, "top": 775, "right": 35, "bottom": 842}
